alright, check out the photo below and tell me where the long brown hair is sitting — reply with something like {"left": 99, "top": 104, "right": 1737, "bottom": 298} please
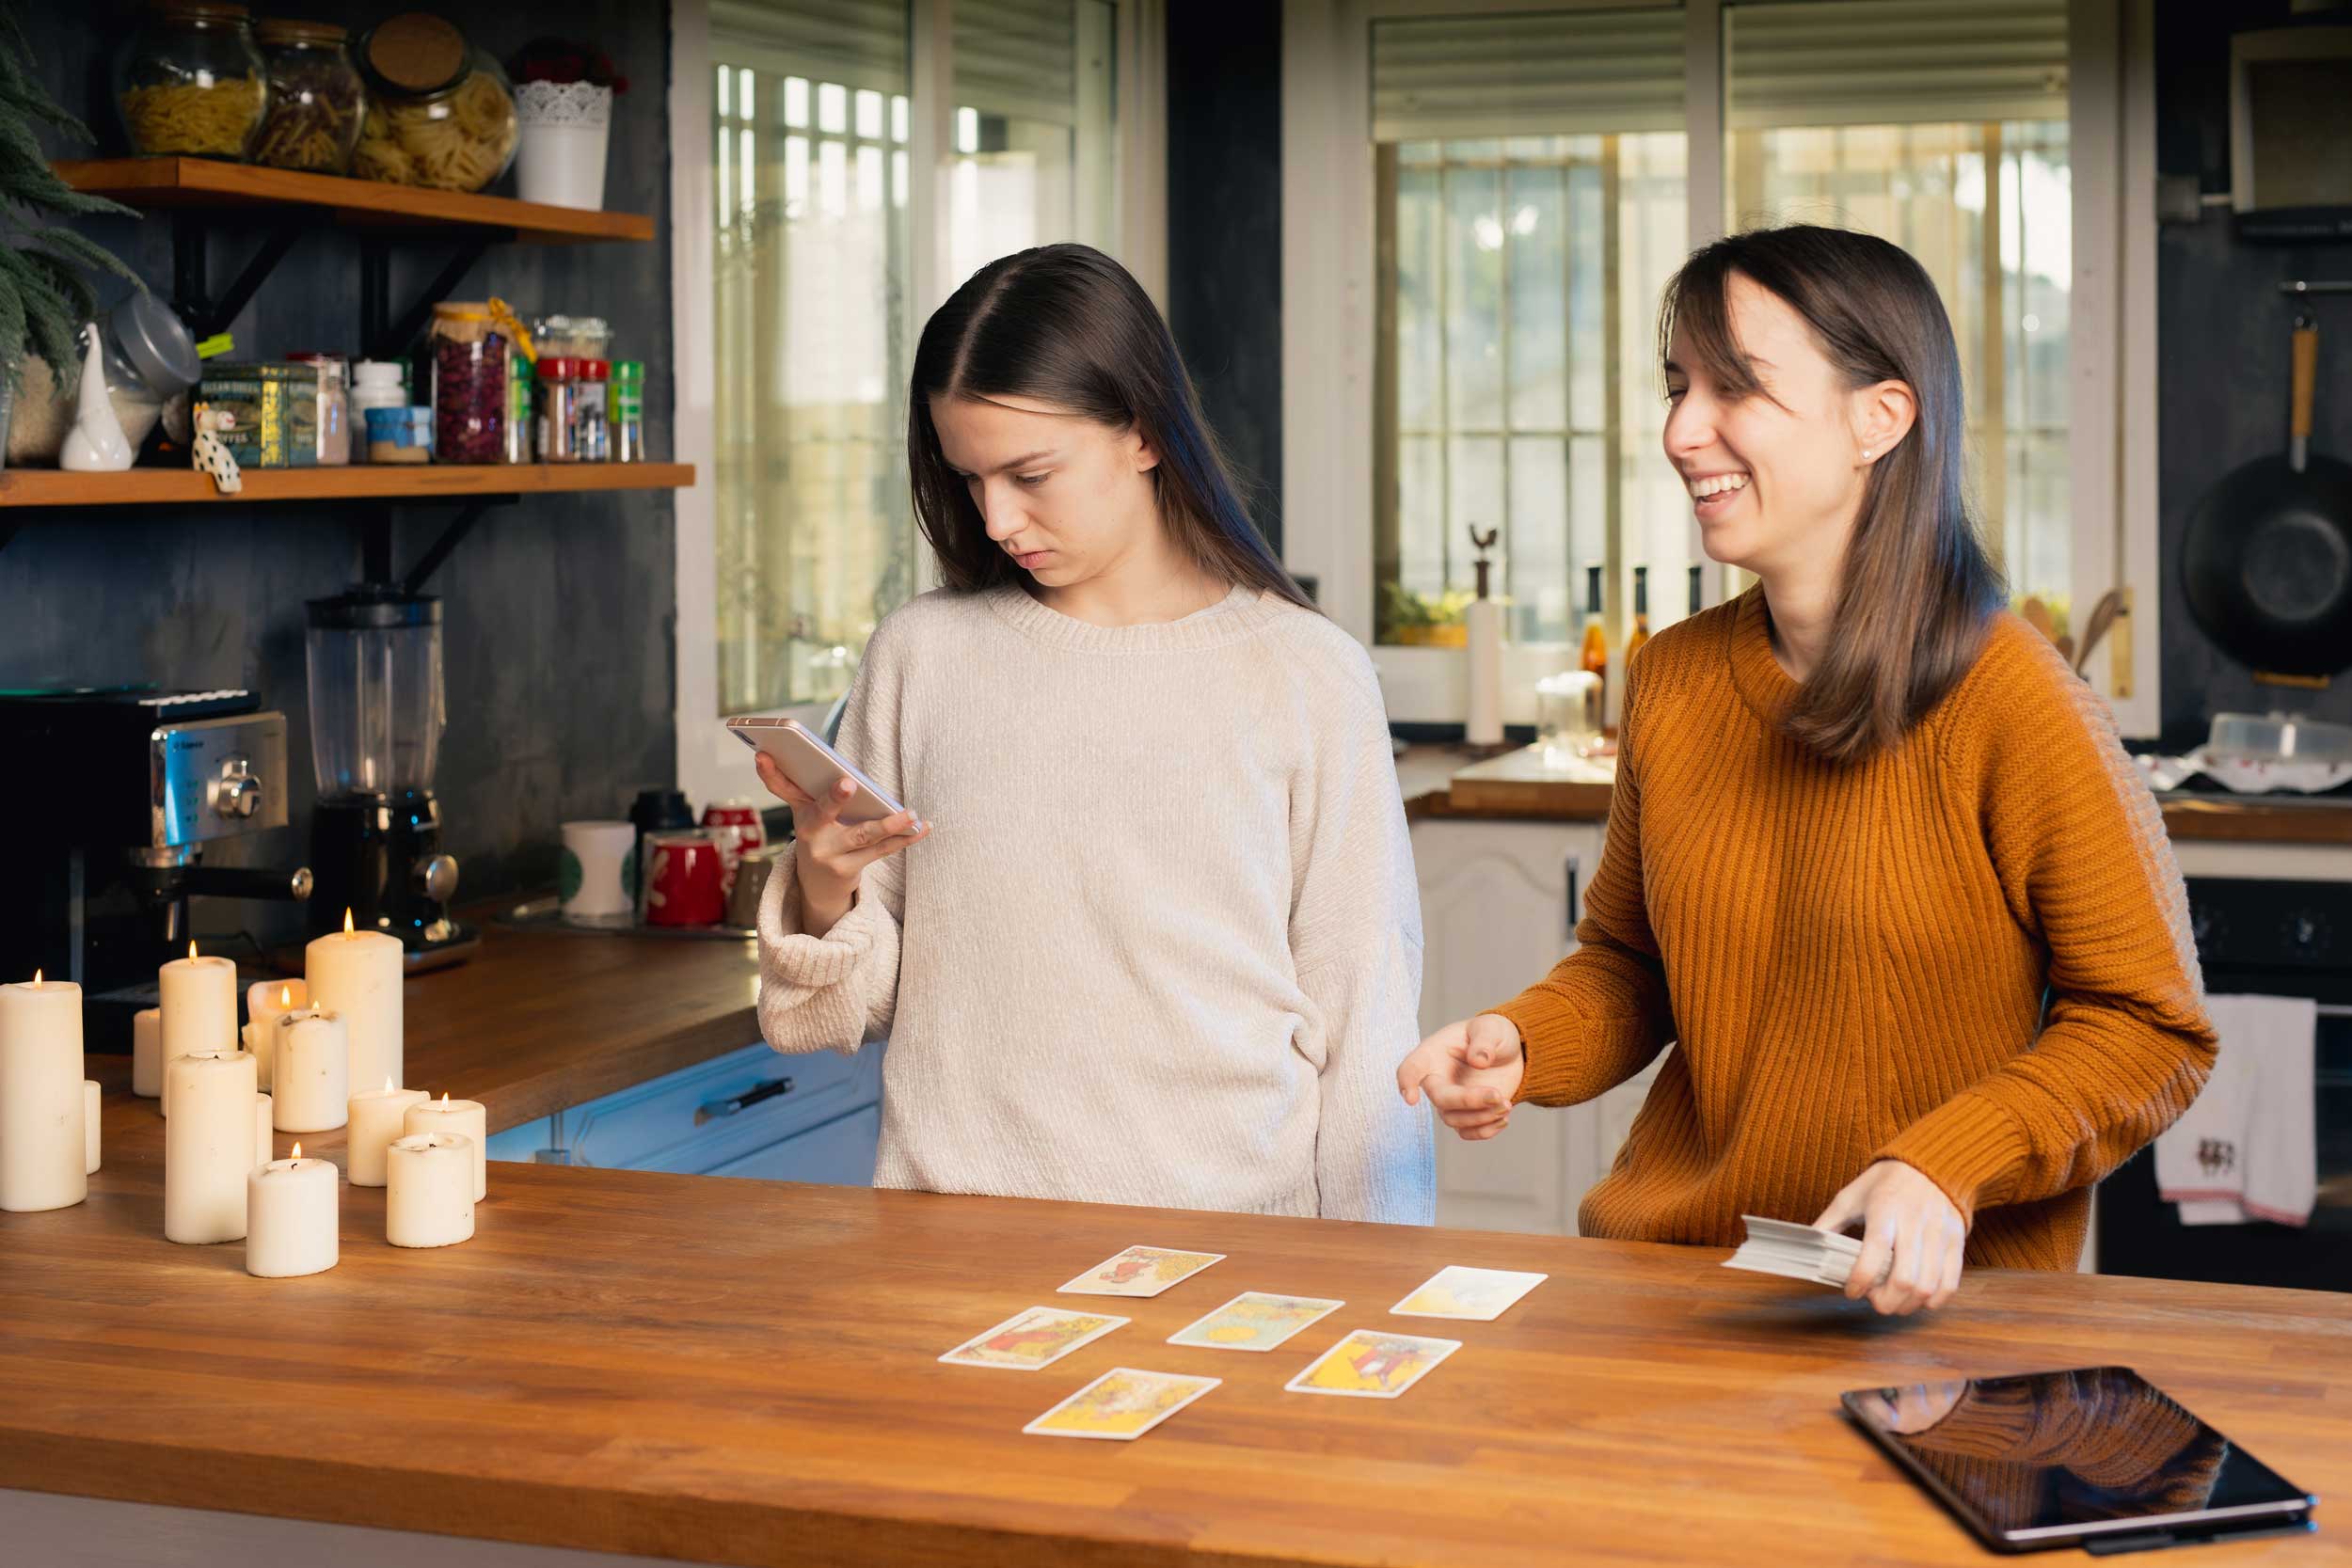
{"left": 1661, "top": 225, "right": 2004, "bottom": 763}
{"left": 907, "top": 244, "right": 1311, "bottom": 610}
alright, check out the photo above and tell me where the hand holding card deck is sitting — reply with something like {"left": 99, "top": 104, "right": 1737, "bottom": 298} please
{"left": 1724, "top": 1215, "right": 1869, "bottom": 1289}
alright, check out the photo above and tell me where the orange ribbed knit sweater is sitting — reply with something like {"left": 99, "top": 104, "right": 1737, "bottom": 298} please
{"left": 1492, "top": 589, "right": 2217, "bottom": 1270}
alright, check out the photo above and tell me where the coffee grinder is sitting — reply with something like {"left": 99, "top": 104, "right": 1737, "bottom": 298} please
{"left": 305, "top": 587, "right": 475, "bottom": 969}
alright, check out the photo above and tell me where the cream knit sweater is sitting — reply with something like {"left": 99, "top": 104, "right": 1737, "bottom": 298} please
{"left": 755, "top": 583, "right": 1435, "bottom": 1224}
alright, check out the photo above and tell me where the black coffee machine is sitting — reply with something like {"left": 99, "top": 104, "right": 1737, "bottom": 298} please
{"left": 304, "top": 587, "right": 474, "bottom": 969}
{"left": 0, "top": 688, "right": 313, "bottom": 1049}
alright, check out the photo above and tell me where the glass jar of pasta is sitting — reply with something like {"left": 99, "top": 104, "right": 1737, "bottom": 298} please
{"left": 351, "top": 13, "right": 518, "bottom": 193}
{"left": 118, "top": 1, "right": 269, "bottom": 162}
{"left": 250, "top": 20, "right": 366, "bottom": 174}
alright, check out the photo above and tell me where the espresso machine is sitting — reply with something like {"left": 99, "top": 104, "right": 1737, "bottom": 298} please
{"left": 305, "top": 587, "right": 474, "bottom": 969}
{"left": 0, "top": 688, "right": 313, "bottom": 1049}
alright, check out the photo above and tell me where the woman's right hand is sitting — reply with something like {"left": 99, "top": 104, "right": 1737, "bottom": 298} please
{"left": 1395, "top": 1014, "right": 1525, "bottom": 1139}
{"left": 753, "top": 752, "right": 928, "bottom": 938}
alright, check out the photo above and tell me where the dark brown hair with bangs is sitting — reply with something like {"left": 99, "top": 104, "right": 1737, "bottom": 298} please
{"left": 908, "top": 244, "right": 1311, "bottom": 610}
{"left": 1661, "top": 225, "right": 2004, "bottom": 763}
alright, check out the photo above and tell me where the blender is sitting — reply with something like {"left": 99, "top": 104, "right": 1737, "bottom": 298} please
{"left": 305, "top": 587, "right": 475, "bottom": 969}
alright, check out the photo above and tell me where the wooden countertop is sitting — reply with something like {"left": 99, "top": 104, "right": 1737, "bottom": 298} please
{"left": 4, "top": 1146, "right": 2346, "bottom": 1567}
{"left": 102, "top": 921, "right": 764, "bottom": 1167}
{"left": 1397, "top": 744, "right": 2352, "bottom": 844}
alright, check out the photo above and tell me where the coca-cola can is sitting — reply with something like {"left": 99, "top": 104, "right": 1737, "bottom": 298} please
{"left": 700, "top": 799, "right": 765, "bottom": 892}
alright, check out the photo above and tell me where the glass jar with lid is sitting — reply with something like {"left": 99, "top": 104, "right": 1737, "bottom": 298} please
{"left": 285, "top": 352, "right": 351, "bottom": 465}
{"left": 250, "top": 20, "right": 366, "bottom": 173}
{"left": 532, "top": 314, "right": 612, "bottom": 361}
{"left": 118, "top": 2, "right": 269, "bottom": 161}
{"left": 351, "top": 12, "right": 517, "bottom": 192}
{"left": 427, "top": 302, "right": 519, "bottom": 464}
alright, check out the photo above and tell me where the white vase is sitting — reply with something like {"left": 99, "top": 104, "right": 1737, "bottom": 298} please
{"left": 513, "top": 82, "right": 613, "bottom": 210}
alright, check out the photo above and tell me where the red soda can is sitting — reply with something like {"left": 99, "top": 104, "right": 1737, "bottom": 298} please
{"left": 700, "top": 799, "right": 765, "bottom": 892}
{"left": 644, "top": 831, "right": 726, "bottom": 926}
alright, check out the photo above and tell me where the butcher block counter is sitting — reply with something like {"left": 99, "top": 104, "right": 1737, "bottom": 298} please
{"left": 5, "top": 1134, "right": 2348, "bottom": 1566}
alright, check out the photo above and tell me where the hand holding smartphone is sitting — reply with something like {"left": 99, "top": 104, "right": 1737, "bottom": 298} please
{"left": 725, "top": 717, "right": 927, "bottom": 936}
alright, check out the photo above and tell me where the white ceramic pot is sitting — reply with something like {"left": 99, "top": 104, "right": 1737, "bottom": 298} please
{"left": 513, "top": 81, "right": 613, "bottom": 210}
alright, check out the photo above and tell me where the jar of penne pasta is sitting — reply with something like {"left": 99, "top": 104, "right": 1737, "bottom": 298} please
{"left": 351, "top": 13, "right": 519, "bottom": 194}
{"left": 251, "top": 20, "right": 366, "bottom": 174}
{"left": 119, "top": 1, "right": 269, "bottom": 162}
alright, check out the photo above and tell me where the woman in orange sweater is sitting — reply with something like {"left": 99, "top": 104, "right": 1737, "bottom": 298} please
{"left": 1395, "top": 224, "right": 2216, "bottom": 1316}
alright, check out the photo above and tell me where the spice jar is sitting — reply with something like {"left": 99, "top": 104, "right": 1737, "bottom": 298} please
{"left": 118, "top": 2, "right": 269, "bottom": 161}
{"left": 428, "top": 301, "right": 523, "bottom": 464}
{"left": 349, "top": 360, "right": 405, "bottom": 462}
{"left": 532, "top": 314, "right": 612, "bottom": 362}
{"left": 351, "top": 13, "right": 517, "bottom": 192}
{"left": 535, "top": 356, "right": 580, "bottom": 463}
{"left": 251, "top": 20, "right": 366, "bottom": 172}
{"left": 284, "top": 353, "right": 350, "bottom": 465}
{"left": 575, "top": 358, "right": 611, "bottom": 462}
{"left": 609, "top": 360, "right": 644, "bottom": 463}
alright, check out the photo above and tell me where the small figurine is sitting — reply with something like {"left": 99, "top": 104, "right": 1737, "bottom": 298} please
{"left": 57, "top": 322, "right": 133, "bottom": 472}
{"left": 192, "top": 405, "right": 243, "bottom": 494}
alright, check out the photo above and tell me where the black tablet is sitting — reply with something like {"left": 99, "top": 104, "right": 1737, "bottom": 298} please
{"left": 1843, "top": 1367, "right": 2317, "bottom": 1555}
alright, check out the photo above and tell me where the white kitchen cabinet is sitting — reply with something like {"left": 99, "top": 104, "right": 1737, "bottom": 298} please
{"left": 1411, "top": 815, "right": 1659, "bottom": 1235}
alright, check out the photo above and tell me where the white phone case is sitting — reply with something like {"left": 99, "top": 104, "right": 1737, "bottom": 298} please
{"left": 724, "top": 718, "right": 906, "bottom": 824}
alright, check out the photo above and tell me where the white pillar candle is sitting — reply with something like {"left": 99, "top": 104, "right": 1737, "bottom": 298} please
{"left": 159, "top": 943, "right": 238, "bottom": 1065}
{"left": 385, "top": 1132, "right": 473, "bottom": 1248}
{"left": 305, "top": 913, "right": 403, "bottom": 1092}
{"left": 246, "top": 1144, "right": 338, "bottom": 1277}
{"left": 0, "top": 974, "right": 87, "bottom": 1212}
{"left": 346, "top": 1079, "right": 428, "bottom": 1187}
{"left": 132, "top": 1007, "right": 163, "bottom": 1098}
{"left": 164, "top": 1049, "right": 258, "bottom": 1243}
{"left": 242, "top": 979, "right": 310, "bottom": 1092}
{"left": 84, "top": 1079, "right": 101, "bottom": 1174}
{"left": 405, "top": 1092, "right": 486, "bottom": 1201}
{"left": 271, "top": 1010, "right": 350, "bottom": 1132}
{"left": 166, "top": 1047, "right": 253, "bottom": 1120}
{"left": 254, "top": 1093, "right": 275, "bottom": 1169}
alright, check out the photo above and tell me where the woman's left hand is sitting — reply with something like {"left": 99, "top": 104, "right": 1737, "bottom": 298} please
{"left": 1811, "top": 1160, "right": 1966, "bottom": 1316}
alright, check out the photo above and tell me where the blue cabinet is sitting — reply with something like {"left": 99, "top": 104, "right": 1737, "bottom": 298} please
{"left": 485, "top": 1043, "right": 882, "bottom": 1184}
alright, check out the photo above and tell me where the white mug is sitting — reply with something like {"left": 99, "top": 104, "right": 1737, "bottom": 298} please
{"left": 559, "top": 820, "right": 637, "bottom": 923}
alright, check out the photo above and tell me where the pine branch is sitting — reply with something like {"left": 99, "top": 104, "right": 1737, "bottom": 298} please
{"left": 0, "top": 269, "right": 26, "bottom": 394}
{"left": 0, "top": 246, "right": 81, "bottom": 394}
{"left": 30, "top": 226, "right": 143, "bottom": 293}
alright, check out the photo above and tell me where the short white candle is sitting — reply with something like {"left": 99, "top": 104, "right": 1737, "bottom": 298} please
{"left": 242, "top": 979, "right": 310, "bottom": 1092}
{"left": 84, "top": 1079, "right": 100, "bottom": 1174}
{"left": 246, "top": 1143, "right": 338, "bottom": 1277}
{"left": 0, "top": 974, "right": 86, "bottom": 1212}
{"left": 165, "top": 1049, "right": 258, "bottom": 1243}
{"left": 346, "top": 1078, "right": 428, "bottom": 1187}
{"left": 159, "top": 942, "right": 237, "bottom": 1066}
{"left": 385, "top": 1132, "right": 473, "bottom": 1248}
{"left": 131, "top": 1006, "right": 163, "bottom": 1098}
{"left": 253, "top": 1093, "right": 274, "bottom": 1169}
{"left": 306, "top": 911, "right": 403, "bottom": 1092}
{"left": 405, "top": 1091, "right": 486, "bottom": 1201}
{"left": 271, "top": 1010, "right": 350, "bottom": 1132}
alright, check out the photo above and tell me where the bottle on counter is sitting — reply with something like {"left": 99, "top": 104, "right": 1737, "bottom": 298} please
{"left": 1625, "top": 565, "right": 1651, "bottom": 665}
{"left": 1580, "top": 562, "right": 1610, "bottom": 722}
{"left": 349, "top": 360, "right": 405, "bottom": 461}
{"left": 610, "top": 359, "right": 644, "bottom": 462}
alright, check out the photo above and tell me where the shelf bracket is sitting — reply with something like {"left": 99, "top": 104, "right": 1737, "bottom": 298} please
{"left": 349, "top": 494, "right": 516, "bottom": 594}
{"left": 171, "top": 213, "right": 309, "bottom": 342}
{"left": 401, "top": 497, "right": 506, "bottom": 593}
{"left": 359, "top": 233, "right": 509, "bottom": 361}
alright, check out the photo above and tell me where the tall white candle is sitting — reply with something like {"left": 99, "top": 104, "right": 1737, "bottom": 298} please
{"left": 0, "top": 974, "right": 87, "bottom": 1212}
{"left": 405, "top": 1092, "right": 486, "bottom": 1201}
{"left": 131, "top": 1007, "right": 163, "bottom": 1099}
{"left": 346, "top": 1079, "right": 428, "bottom": 1187}
{"left": 84, "top": 1079, "right": 100, "bottom": 1175}
{"left": 166, "top": 1047, "right": 253, "bottom": 1120}
{"left": 385, "top": 1132, "right": 472, "bottom": 1248}
{"left": 306, "top": 912, "right": 403, "bottom": 1092}
{"left": 164, "top": 1049, "right": 258, "bottom": 1243}
{"left": 159, "top": 943, "right": 237, "bottom": 1066}
{"left": 253, "top": 1093, "right": 274, "bottom": 1169}
{"left": 246, "top": 1144, "right": 338, "bottom": 1277}
{"left": 242, "top": 979, "right": 310, "bottom": 1092}
{"left": 271, "top": 1010, "right": 350, "bottom": 1132}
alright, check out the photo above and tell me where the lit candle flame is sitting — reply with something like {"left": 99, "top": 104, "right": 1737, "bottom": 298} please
{"left": 30, "top": 969, "right": 41, "bottom": 987}
{"left": 279, "top": 984, "right": 291, "bottom": 1007}
{"left": 291, "top": 1142, "right": 302, "bottom": 1160}
{"left": 441, "top": 1091, "right": 450, "bottom": 1106}
{"left": 382, "top": 1076, "right": 394, "bottom": 1093}
{"left": 188, "top": 941, "right": 199, "bottom": 960}
{"left": 343, "top": 908, "right": 355, "bottom": 936}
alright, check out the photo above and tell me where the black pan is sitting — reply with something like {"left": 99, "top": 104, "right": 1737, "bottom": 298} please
{"left": 2181, "top": 314, "right": 2352, "bottom": 680}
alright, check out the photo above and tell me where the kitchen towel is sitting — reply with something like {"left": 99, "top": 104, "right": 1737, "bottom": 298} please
{"left": 2153, "top": 993, "right": 2316, "bottom": 1227}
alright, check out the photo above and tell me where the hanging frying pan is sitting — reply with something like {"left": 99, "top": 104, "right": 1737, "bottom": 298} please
{"left": 2181, "top": 313, "right": 2352, "bottom": 681}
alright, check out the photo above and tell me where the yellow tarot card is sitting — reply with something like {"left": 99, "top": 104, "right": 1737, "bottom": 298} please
{"left": 939, "top": 1306, "right": 1130, "bottom": 1370}
{"left": 1023, "top": 1367, "right": 1222, "bottom": 1441}
{"left": 1390, "top": 1265, "right": 1549, "bottom": 1322}
{"left": 1285, "top": 1330, "right": 1462, "bottom": 1400}
{"left": 1166, "top": 1291, "right": 1344, "bottom": 1353}
{"left": 1057, "top": 1244, "right": 1227, "bottom": 1298}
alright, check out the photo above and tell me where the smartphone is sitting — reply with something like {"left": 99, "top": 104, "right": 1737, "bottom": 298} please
{"left": 724, "top": 717, "right": 908, "bottom": 826}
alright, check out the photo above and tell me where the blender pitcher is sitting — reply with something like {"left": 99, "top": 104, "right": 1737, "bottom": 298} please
{"left": 304, "top": 588, "right": 474, "bottom": 966}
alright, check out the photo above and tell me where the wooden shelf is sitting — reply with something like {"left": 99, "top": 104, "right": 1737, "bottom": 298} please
{"left": 0, "top": 464, "right": 694, "bottom": 508}
{"left": 56, "top": 158, "right": 656, "bottom": 243}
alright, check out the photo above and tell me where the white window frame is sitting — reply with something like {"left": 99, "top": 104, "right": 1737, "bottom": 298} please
{"left": 669, "top": 0, "right": 1170, "bottom": 808}
{"left": 1282, "top": 0, "right": 2161, "bottom": 736}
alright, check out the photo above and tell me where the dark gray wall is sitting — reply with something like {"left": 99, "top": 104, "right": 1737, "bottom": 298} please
{"left": 1165, "top": 0, "right": 1282, "bottom": 553}
{"left": 2154, "top": 0, "right": 2352, "bottom": 748}
{"left": 3, "top": 2, "right": 676, "bottom": 944}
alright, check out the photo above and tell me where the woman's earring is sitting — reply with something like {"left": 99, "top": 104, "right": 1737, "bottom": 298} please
{"left": 1861, "top": 448, "right": 1874, "bottom": 460}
